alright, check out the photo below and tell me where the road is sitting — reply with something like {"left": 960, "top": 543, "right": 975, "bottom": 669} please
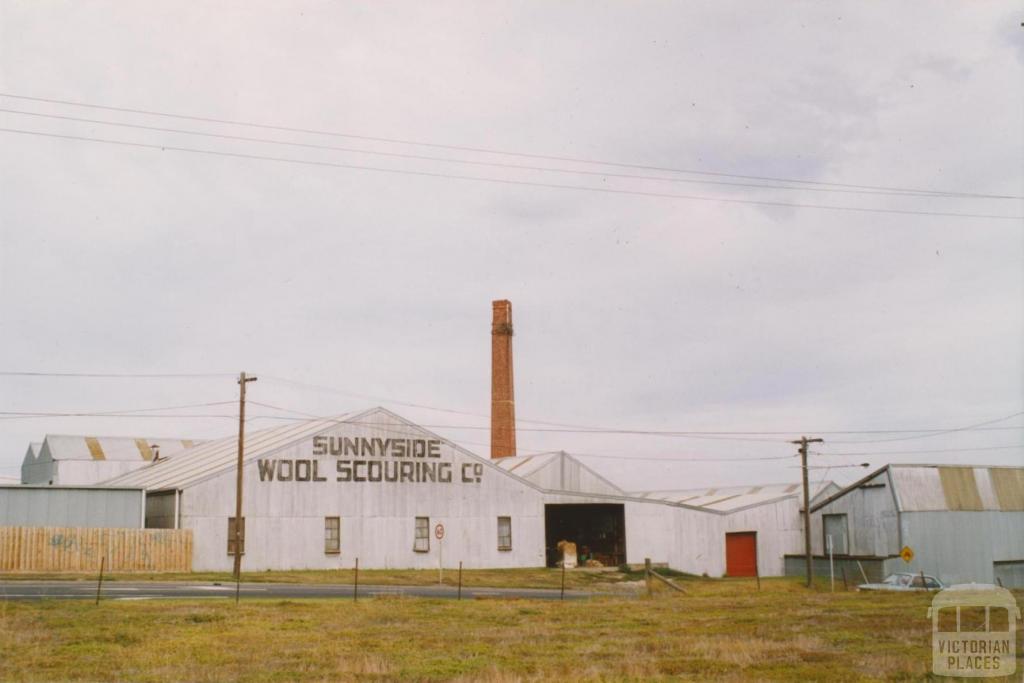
{"left": 0, "top": 580, "right": 594, "bottom": 601}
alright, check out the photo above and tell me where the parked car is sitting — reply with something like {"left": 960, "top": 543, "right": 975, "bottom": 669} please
{"left": 858, "top": 572, "right": 945, "bottom": 591}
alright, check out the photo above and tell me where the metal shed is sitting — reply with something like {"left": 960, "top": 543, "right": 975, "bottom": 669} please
{"left": 0, "top": 484, "right": 145, "bottom": 528}
{"left": 632, "top": 481, "right": 839, "bottom": 577}
{"left": 21, "top": 434, "right": 200, "bottom": 486}
{"left": 808, "top": 464, "right": 1024, "bottom": 587}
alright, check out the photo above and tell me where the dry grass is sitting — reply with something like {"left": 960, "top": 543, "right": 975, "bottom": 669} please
{"left": 0, "top": 578, "right": 1020, "bottom": 681}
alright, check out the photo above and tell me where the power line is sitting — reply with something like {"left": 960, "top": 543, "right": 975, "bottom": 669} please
{"left": 2, "top": 91, "right": 1017, "bottom": 200}
{"left": 4, "top": 127, "right": 1022, "bottom": 221}
{"left": 7, "top": 372, "right": 1020, "bottom": 445}
{"left": 0, "top": 413, "right": 239, "bottom": 420}
{"left": 259, "top": 379, "right": 1024, "bottom": 443}
{"left": 0, "top": 400, "right": 235, "bottom": 418}
{"left": 259, "top": 376, "right": 490, "bottom": 421}
{"left": 812, "top": 444, "right": 1024, "bottom": 456}
{"left": 0, "top": 371, "right": 234, "bottom": 378}
{"left": 789, "top": 463, "right": 871, "bottom": 470}
{"left": 1, "top": 107, "right": 1007, "bottom": 201}
{"left": 824, "top": 411, "right": 1024, "bottom": 444}
{"left": 219, "top": 409, "right": 799, "bottom": 463}
{"left": 571, "top": 451, "right": 795, "bottom": 463}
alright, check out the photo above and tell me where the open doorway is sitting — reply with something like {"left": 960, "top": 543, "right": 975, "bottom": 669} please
{"left": 544, "top": 504, "right": 625, "bottom": 567}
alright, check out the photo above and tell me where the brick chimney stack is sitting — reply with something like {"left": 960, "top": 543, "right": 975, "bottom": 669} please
{"left": 491, "top": 300, "right": 516, "bottom": 459}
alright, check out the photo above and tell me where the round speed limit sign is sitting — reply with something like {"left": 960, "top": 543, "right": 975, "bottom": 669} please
{"left": 434, "top": 523, "right": 445, "bottom": 540}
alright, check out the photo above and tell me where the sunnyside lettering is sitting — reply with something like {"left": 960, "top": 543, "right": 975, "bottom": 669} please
{"left": 256, "top": 437, "right": 484, "bottom": 485}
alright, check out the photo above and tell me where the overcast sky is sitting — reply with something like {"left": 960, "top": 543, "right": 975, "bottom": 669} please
{"left": 1, "top": 2, "right": 1021, "bottom": 490}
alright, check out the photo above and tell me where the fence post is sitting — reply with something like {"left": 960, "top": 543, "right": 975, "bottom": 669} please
{"left": 755, "top": 562, "right": 761, "bottom": 592}
{"left": 458, "top": 561, "right": 463, "bottom": 600}
{"left": 645, "top": 558, "right": 652, "bottom": 598}
{"left": 841, "top": 565, "right": 848, "bottom": 591}
{"left": 560, "top": 561, "right": 566, "bottom": 601}
{"left": 95, "top": 556, "right": 105, "bottom": 605}
{"left": 354, "top": 557, "right": 359, "bottom": 602}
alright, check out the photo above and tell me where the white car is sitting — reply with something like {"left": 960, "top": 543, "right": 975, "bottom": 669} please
{"left": 858, "top": 572, "right": 944, "bottom": 591}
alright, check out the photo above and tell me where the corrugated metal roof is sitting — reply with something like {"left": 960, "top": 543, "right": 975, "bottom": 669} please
{"left": 812, "top": 464, "right": 1024, "bottom": 513}
{"left": 891, "top": 464, "right": 1024, "bottom": 512}
{"left": 989, "top": 467, "right": 1024, "bottom": 511}
{"left": 631, "top": 481, "right": 837, "bottom": 512}
{"left": 38, "top": 434, "right": 200, "bottom": 462}
{"left": 103, "top": 411, "right": 361, "bottom": 490}
{"left": 493, "top": 452, "right": 560, "bottom": 478}
{"left": 492, "top": 452, "right": 624, "bottom": 495}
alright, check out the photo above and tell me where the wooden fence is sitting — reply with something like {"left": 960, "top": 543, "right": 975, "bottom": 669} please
{"left": 0, "top": 526, "right": 192, "bottom": 573}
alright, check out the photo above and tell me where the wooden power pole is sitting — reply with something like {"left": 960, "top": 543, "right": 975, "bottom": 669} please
{"left": 233, "top": 371, "right": 257, "bottom": 580}
{"left": 792, "top": 436, "right": 823, "bottom": 588}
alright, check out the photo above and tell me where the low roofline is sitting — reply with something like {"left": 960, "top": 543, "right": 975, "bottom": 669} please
{"left": 631, "top": 481, "right": 803, "bottom": 494}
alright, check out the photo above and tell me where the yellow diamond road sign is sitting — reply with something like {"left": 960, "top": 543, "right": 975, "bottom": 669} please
{"left": 900, "top": 546, "right": 914, "bottom": 563}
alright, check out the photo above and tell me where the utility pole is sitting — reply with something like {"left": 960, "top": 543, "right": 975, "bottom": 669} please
{"left": 792, "top": 436, "right": 823, "bottom": 588}
{"left": 233, "top": 371, "right": 257, "bottom": 581}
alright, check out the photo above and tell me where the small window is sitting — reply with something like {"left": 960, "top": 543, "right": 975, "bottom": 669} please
{"left": 414, "top": 516, "right": 430, "bottom": 552}
{"left": 227, "top": 517, "right": 245, "bottom": 556}
{"left": 325, "top": 517, "right": 340, "bottom": 554}
{"left": 497, "top": 516, "right": 512, "bottom": 551}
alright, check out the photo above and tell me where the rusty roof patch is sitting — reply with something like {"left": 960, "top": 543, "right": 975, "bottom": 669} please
{"left": 988, "top": 467, "right": 1024, "bottom": 511}
{"left": 939, "top": 466, "right": 984, "bottom": 511}
{"left": 135, "top": 439, "right": 154, "bottom": 461}
{"left": 84, "top": 437, "right": 105, "bottom": 461}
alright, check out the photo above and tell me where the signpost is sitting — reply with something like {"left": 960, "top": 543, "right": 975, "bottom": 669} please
{"left": 827, "top": 534, "right": 834, "bottom": 593}
{"left": 435, "top": 523, "right": 445, "bottom": 585}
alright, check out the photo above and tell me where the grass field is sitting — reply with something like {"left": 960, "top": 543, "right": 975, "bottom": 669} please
{"left": 5, "top": 576, "right": 1019, "bottom": 681}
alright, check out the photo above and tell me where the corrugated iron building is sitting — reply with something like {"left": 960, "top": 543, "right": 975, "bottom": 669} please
{"left": 98, "top": 407, "right": 824, "bottom": 575}
{"left": 0, "top": 485, "right": 145, "bottom": 528}
{"left": 808, "top": 464, "right": 1024, "bottom": 587}
{"left": 20, "top": 434, "right": 199, "bottom": 486}
{"left": 631, "top": 482, "right": 839, "bottom": 577}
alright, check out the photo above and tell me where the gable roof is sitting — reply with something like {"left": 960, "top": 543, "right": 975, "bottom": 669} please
{"left": 493, "top": 451, "right": 624, "bottom": 496}
{"left": 103, "top": 407, "right": 550, "bottom": 493}
{"left": 21, "top": 442, "right": 43, "bottom": 467}
{"left": 103, "top": 411, "right": 363, "bottom": 490}
{"left": 35, "top": 435, "right": 199, "bottom": 463}
{"left": 811, "top": 464, "right": 1024, "bottom": 513}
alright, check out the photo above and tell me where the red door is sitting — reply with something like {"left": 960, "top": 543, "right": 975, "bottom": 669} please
{"left": 725, "top": 532, "right": 757, "bottom": 577}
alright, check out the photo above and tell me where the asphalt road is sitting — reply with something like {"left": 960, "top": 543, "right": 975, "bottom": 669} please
{"left": 0, "top": 580, "right": 593, "bottom": 601}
